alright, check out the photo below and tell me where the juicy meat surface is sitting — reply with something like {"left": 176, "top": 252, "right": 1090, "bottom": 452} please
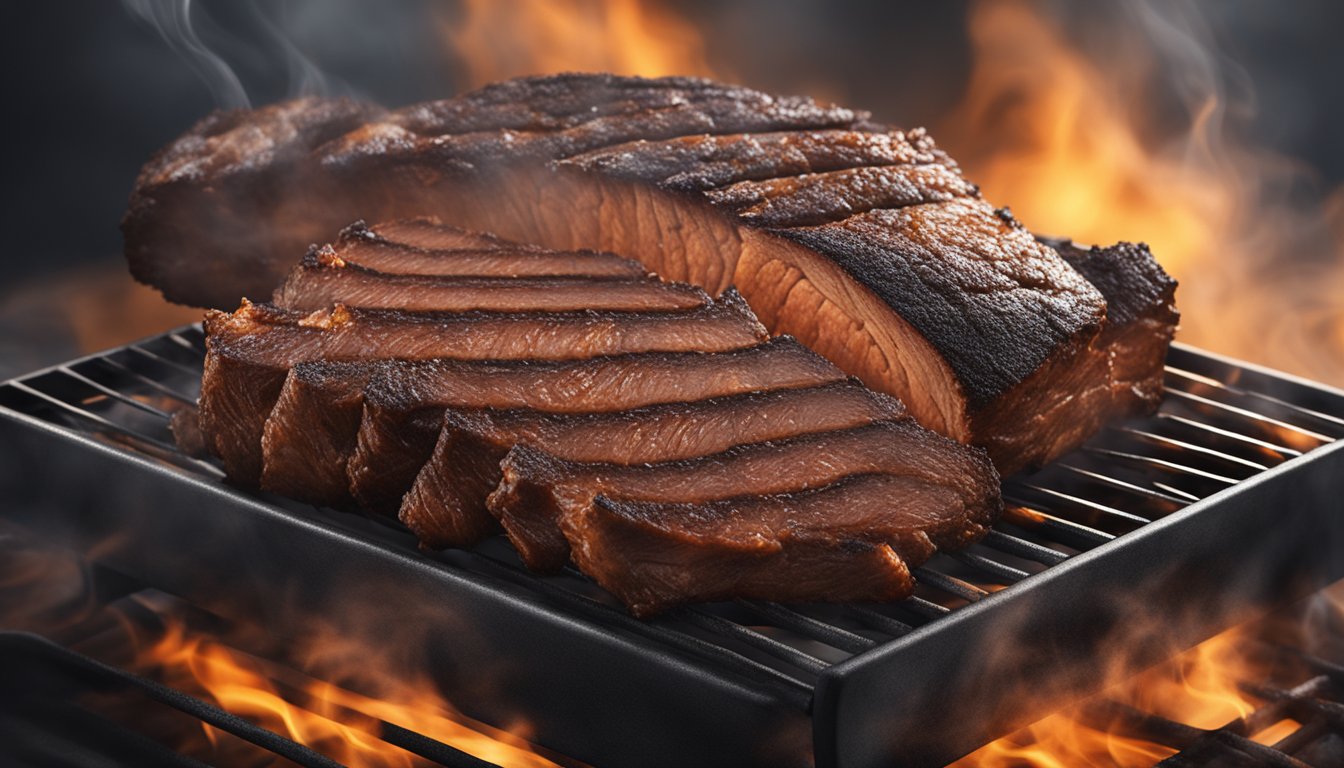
{"left": 343, "top": 337, "right": 846, "bottom": 515}
{"left": 329, "top": 225, "right": 647, "bottom": 279}
{"left": 348, "top": 218, "right": 534, "bottom": 252}
{"left": 272, "top": 250, "right": 706, "bottom": 313}
{"left": 127, "top": 74, "right": 1173, "bottom": 471}
{"left": 569, "top": 472, "right": 997, "bottom": 617}
{"left": 492, "top": 418, "right": 1000, "bottom": 571}
{"left": 399, "top": 380, "right": 904, "bottom": 549}
{"left": 202, "top": 294, "right": 765, "bottom": 484}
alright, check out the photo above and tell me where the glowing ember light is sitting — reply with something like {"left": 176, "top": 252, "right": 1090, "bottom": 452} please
{"left": 134, "top": 615, "right": 563, "bottom": 768}
{"left": 939, "top": 0, "right": 1344, "bottom": 386}
{"left": 953, "top": 628, "right": 1267, "bottom": 767}
{"left": 446, "top": 0, "right": 717, "bottom": 87}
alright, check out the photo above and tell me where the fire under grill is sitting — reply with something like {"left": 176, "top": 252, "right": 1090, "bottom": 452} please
{"left": 1, "top": 326, "right": 1342, "bottom": 768}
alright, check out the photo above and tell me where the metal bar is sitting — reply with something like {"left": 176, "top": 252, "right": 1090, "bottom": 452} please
{"left": 126, "top": 344, "right": 206, "bottom": 377}
{"left": 1049, "top": 462, "right": 1191, "bottom": 508}
{"left": 946, "top": 550, "right": 1029, "bottom": 584}
{"left": 1000, "top": 504, "right": 1116, "bottom": 549}
{"left": 1153, "top": 412, "right": 1302, "bottom": 459}
{"left": 1107, "top": 424, "right": 1272, "bottom": 472}
{"left": 1004, "top": 482, "right": 1153, "bottom": 527}
{"left": 733, "top": 602, "right": 876, "bottom": 654}
{"left": 90, "top": 356, "right": 198, "bottom": 406}
{"left": 910, "top": 569, "right": 987, "bottom": 603}
{"left": 6, "top": 380, "right": 182, "bottom": 457}
{"left": 54, "top": 366, "right": 174, "bottom": 420}
{"left": 979, "top": 530, "right": 1070, "bottom": 566}
{"left": 1166, "top": 366, "right": 1344, "bottom": 430}
{"left": 1082, "top": 446, "right": 1242, "bottom": 487}
{"left": 839, "top": 607, "right": 913, "bottom": 638}
{"left": 1163, "top": 389, "right": 1334, "bottom": 445}
{"left": 679, "top": 608, "right": 830, "bottom": 676}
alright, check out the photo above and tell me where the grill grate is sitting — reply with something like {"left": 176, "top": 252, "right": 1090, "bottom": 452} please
{"left": 952, "top": 577, "right": 1344, "bottom": 767}
{"left": 1, "top": 327, "right": 1341, "bottom": 691}
{"left": 2, "top": 326, "right": 1342, "bottom": 768}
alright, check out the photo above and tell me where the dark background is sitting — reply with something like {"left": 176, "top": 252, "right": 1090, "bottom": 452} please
{"left": 3, "top": 0, "right": 1343, "bottom": 280}
{"left": 1, "top": 0, "right": 1342, "bottom": 383}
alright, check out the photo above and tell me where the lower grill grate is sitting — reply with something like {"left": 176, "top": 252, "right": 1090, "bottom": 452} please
{"left": 2, "top": 326, "right": 1341, "bottom": 767}
{"left": 956, "top": 580, "right": 1344, "bottom": 767}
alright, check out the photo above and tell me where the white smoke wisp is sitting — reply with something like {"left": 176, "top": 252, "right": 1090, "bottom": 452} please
{"left": 122, "top": 0, "right": 251, "bottom": 110}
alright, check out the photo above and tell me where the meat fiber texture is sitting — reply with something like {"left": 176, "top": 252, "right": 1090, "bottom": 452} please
{"left": 126, "top": 74, "right": 1178, "bottom": 473}
{"left": 197, "top": 216, "right": 1003, "bottom": 616}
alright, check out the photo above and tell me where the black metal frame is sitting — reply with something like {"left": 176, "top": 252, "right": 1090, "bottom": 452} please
{"left": 1, "top": 327, "right": 1341, "bottom": 768}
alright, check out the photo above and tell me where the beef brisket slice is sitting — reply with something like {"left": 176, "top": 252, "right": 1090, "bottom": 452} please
{"left": 344, "top": 336, "right": 846, "bottom": 515}
{"left": 128, "top": 74, "right": 1162, "bottom": 470}
{"left": 492, "top": 418, "right": 1001, "bottom": 571}
{"left": 272, "top": 251, "right": 705, "bottom": 313}
{"left": 331, "top": 220, "right": 647, "bottom": 278}
{"left": 568, "top": 472, "right": 996, "bottom": 617}
{"left": 399, "top": 380, "right": 904, "bottom": 549}
{"left": 202, "top": 294, "right": 765, "bottom": 485}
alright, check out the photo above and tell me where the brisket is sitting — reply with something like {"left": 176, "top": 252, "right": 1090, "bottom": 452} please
{"left": 490, "top": 419, "right": 1000, "bottom": 571}
{"left": 329, "top": 226, "right": 647, "bottom": 279}
{"left": 271, "top": 249, "right": 707, "bottom": 313}
{"left": 126, "top": 74, "right": 1174, "bottom": 471}
{"left": 202, "top": 294, "right": 765, "bottom": 485}
{"left": 1048, "top": 238, "right": 1180, "bottom": 415}
{"left": 399, "top": 380, "right": 904, "bottom": 549}
{"left": 569, "top": 472, "right": 997, "bottom": 617}
{"left": 343, "top": 337, "right": 846, "bottom": 514}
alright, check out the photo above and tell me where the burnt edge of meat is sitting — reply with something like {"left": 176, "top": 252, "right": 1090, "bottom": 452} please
{"left": 771, "top": 201, "right": 1109, "bottom": 409}
{"left": 1043, "top": 238, "right": 1179, "bottom": 329}
{"left": 1044, "top": 236, "right": 1179, "bottom": 412}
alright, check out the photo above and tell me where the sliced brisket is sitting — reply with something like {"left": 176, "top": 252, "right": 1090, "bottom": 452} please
{"left": 343, "top": 337, "right": 846, "bottom": 514}
{"left": 202, "top": 294, "right": 765, "bottom": 485}
{"left": 272, "top": 249, "right": 706, "bottom": 313}
{"left": 399, "top": 380, "right": 904, "bottom": 549}
{"left": 490, "top": 419, "right": 1000, "bottom": 571}
{"left": 328, "top": 232, "right": 647, "bottom": 279}
{"left": 569, "top": 472, "right": 997, "bottom": 617}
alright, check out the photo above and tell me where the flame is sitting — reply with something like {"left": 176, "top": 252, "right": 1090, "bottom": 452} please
{"left": 939, "top": 0, "right": 1344, "bottom": 386}
{"left": 136, "top": 616, "right": 562, "bottom": 768}
{"left": 954, "top": 625, "right": 1281, "bottom": 767}
{"left": 446, "top": 0, "right": 716, "bottom": 88}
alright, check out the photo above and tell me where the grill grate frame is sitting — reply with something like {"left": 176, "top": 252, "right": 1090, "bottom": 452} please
{"left": 2, "top": 326, "right": 1342, "bottom": 768}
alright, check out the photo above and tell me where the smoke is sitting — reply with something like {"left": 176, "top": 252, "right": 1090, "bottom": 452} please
{"left": 122, "top": 0, "right": 250, "bottom": 109}
{"left": 120, "top": 0, "right": 354, "bottom": 110}
{"left": 938, "top": 0, "right": 1344, "bottom": 386}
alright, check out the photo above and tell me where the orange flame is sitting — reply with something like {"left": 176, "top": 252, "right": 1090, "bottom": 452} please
{"left": 137, "top": 616, "right": 562, "bottom": 768}
{"left": 954, "top": 625, "right": 1292, "bottom": 767}
{"left": 446, "top": 0, "right": 716, "bottom": 88}
{"left": 940, "top": 0, "right": 1344, "bottom": 386}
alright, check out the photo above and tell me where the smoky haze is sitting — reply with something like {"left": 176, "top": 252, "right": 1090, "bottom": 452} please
{"left": 1, "top": 0, "right": 1341, "bottom": 286}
